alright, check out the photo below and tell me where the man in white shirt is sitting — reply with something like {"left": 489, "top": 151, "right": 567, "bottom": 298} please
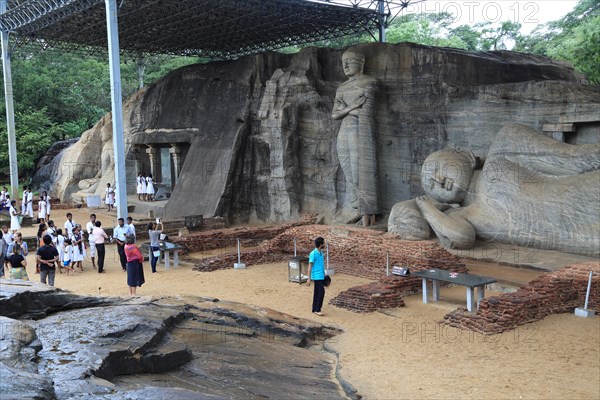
{"left": 26, "top": 188, "right": 34, "bottom": 218}
{"left": 126, "top": 217, "right": 136, "bottom": 243}
{"left": 85, "top": 214, "right": 97, "bottom": 269}
{"left": 64, "top": 213, "right": 76, "bottom": 238}
{"left": 92, "top": 220, "right": 108, "bottom": 273}
{"left": 113, "top": 218, "right": 131, "bottom": 272}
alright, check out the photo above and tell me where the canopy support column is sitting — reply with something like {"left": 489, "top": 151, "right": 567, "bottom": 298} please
{"left": 377, "top": 0, "right": 386, "bottom": 42}
{"left": 1, "top": 0, "right": 19, "bottom": 202}
{"left": 136, "top": 51, "right": 145, "bottom": 89}
{"left": 105, "top": 0, "right": 127, "bottom": 219}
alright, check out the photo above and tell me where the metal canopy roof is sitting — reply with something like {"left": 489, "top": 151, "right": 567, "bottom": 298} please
{"left": 0, "top": 0, "right": 381, "bottom": 58}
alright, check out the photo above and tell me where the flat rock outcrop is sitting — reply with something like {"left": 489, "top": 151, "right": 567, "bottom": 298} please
{"left": 0, "top": 281, "right": 347, "bottom": 399}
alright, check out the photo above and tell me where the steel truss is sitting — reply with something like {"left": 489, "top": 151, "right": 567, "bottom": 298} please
{"left": 309, "top": 0, "right": 428, "bottom": 38}
{"left": 0, "top": 0, "right": 385, "bottom": 59}
{"left": 0, "top": 0, "right": 101, "bottom": 32}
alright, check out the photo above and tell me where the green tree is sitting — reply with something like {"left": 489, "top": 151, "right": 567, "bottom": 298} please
{"left": 384, "top": 13, "right": 470, "bottom": 48}
{"left": 0, "top": 106, "right": 57, "bottom": 175}
{"left": 548, "top": 14, "right": 600, "bottom": 84}
{"left": 476, "top": 21, "right": 522, "bottom": 51}
{"left": 449, "top": 25, "right": 481, "bottom": 51}
{"left": 515, "top": 0, "right": 599, "bottom": 84}
{"left": 0, "top": 45, "right": 200, "bottom": 177}
{"left": 10, "top": 49, "right": 111, "bottom": 129}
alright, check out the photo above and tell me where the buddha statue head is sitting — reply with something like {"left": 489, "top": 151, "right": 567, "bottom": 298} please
{"left": 341, "top": 48, "right": 365, "bottom": 77}
{"left": 421, "top": 148, "right": 477, "bottom": 204}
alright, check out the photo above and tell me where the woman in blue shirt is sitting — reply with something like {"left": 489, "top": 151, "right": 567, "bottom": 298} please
{"left": 307, "top": 237, "right": 326, "bottom": 316}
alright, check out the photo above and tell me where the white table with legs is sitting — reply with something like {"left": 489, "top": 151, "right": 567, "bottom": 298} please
{"left": 413, "top": 268, "right": 497, "bottom": 312}
{"left": 142, "top": 241, "right": 182, "bottom": 269}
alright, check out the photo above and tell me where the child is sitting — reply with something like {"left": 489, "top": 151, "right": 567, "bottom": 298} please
{"left": 105, "top": 183, "right": 115, "bottom": 212}
{"left": 3, "top": 225, "right": 14, "bottom": 270}
{"left": 44, "top": 191, "right": 51, "bottom": 221}
{"left": 71, "top": 225, "right": 85, "bottom": 272}
{"left": 137, "top": 173, "right": 146, "bottom": 201}
{"left": 56, "top": 229, "right": 65, "bottom": 273}
{"left": 38, "top": 196, "right": 47, "bottom": 224}
{"left": 62, "top": 239, "right": 75, "bottom": 275}
{"left": 146, "top": 175, "right": 155, "bottom": 201}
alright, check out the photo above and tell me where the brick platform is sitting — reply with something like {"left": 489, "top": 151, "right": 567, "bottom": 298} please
{"left": 442, "top": 261, "right": 600, "bottom": 335}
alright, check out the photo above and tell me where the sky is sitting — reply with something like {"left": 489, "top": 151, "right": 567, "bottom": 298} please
{"left": 397, "top": 0, "right": 579, "bottom": 34}
{"left": 311, "top": 0, "right": 580, "bottom": 35}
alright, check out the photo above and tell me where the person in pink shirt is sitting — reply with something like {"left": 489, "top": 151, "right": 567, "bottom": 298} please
{"left": 124, "top": 235, "right": 145, "bottom": 296}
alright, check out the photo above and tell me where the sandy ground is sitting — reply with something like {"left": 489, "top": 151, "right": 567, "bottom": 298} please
{"left": 6, "top": 239, "right": 599, "bottom": 400}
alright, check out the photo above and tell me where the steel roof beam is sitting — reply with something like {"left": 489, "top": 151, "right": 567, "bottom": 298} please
{"left": 0, "top": 0, "right": 102, "bottom": 32}
{"left": 0, "top": 0, "right": 399, "bottom": 59}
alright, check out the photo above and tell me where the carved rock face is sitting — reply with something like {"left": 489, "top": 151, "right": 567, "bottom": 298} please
{"left": 32, "top": 43, "right": 599, "bottom": 224}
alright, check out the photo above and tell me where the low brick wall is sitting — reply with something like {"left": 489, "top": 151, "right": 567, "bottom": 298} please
{"left": 193, "top": 250, "right": 286, "bottom": 272}
{"left": 329, "top": 277, "right": 412, "bottom": 313}
{"left": 202, "top": 217, "right": 227, "bottom": 231}
{"left": 191, "top": 223, "right": 466, "bottom": 284}
{"left": 264, "top": 225, "right": 466, "bottom": 280}
{"left": 329, "top": 266, "right": 468, "bottom": 313}
{"left": 177, "top": 216, "right": 317, "bottom": 254}
{"left": 442, "top": 261, "right": 600, "bottom": 335}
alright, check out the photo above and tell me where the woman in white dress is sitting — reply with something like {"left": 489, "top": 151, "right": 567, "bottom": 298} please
{"left": 105, "top": 183, "right": 115, "bottom": 212}
{"left": 56, "top": 228, "right": 65, "bottom": 273}
{"left": 43, "top": 191, "right": 51, "bottom": 221}
{"left": 9, "top": 200, "right": 20, "bottom": 232}
{"left": 136, "top": 173, "right": 147, "bottom": 201}
{"left": 38, "top": 196, "right": 47, "bottom": 224}
{"left": 146, "top": 174, "right": 155, "bottom": 202}
{"left": 71, "top": 225, "right": 85, "bottom": 271}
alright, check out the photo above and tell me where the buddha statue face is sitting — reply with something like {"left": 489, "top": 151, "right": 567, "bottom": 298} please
{"left": 342, "top": 49, "right": 365, "bottom": 77}
{"left": 420, "top": 149, "right": 476, "bottom": 204}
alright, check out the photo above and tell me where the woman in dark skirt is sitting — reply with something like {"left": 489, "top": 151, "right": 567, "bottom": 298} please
{"left": 124, "top": 234, "right": 145, "bottom": 296}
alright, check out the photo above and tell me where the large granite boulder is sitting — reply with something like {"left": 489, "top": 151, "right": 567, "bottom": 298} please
{"left": 0, "top": 280, "right": 347, "bottom": 399}
{"left": 35, "top": 43, "right": 599, "bottom": 224}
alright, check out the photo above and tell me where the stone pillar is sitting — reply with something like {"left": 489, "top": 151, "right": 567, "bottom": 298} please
{"left": 133, "top": 147, "right": 142, "bottom": 175}
{"left": 170, "top": 145, "right": 183, "bottom": 182}
{"left": 146, "top": 145, "right": 161, "bottom": 182}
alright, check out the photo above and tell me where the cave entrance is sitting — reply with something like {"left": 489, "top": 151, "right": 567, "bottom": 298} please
{"left": 137, "top": 143, "right": 190, "bottom": 196}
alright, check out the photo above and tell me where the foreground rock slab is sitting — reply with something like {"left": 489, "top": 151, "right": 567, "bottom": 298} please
{"left": 0, "top": 284, "right": 346, "bottom": 399}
